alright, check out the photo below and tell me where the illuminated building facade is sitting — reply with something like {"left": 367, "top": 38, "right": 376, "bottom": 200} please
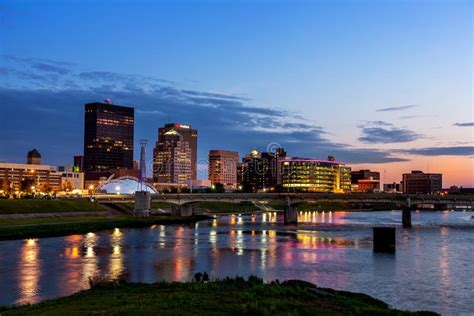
{"left": 208, "top": 150, "right": 239, "bottom": 190}
{"left": 402, "top": 170, "right": 442, "bottom": 194}
{"left": 83, "top": 101, "right": 134, "bottom": 177}
{"left": 0, "top": 162, "right": 62, "bottom": 192}
{"left": 240, "top": 148, "right": 287, "bottom": 192}
{"left": 153, "top": 124, "right": 196, "bottom": 185}
{"left": 351, "top": 169, "right": 380, "bottom": 192}
{"left": 278, "top": 157, "right": 351, "bottom": 193}
{"left": 0, "top": 150, "right": 63, "bottom": 192}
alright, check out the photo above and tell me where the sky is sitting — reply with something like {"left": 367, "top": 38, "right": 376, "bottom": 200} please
{"left": 0, "top": 0, "right": 473, "bottom": 186}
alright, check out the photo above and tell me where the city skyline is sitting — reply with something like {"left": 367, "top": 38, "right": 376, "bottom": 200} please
{"left": 1, "top": 0, "right": 473, "bottom": 187}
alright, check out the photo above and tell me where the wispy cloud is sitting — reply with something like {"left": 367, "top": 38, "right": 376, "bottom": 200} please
{"left": 395, "top": 146, "right": 474, "bottom": 156}
{"left": 0, "top": 55, "right": 425, "bottom": 166}
{"left": 399, "top": 115, "right": 424, "bottom": 119}
{"left": 376, "top": 105, "right": 417, "bottom": 112}
{"left": 358, "top": 125, "right": 420, "bottom": 144}
{"left": 453, "top": 122, "right": 474, "bottom": 127}
{"left": 31, "top": 62, "right": 70, "bottom": 75}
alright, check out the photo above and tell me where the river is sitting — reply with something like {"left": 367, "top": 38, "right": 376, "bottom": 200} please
{"left": 0, "top": 210, "right": 473, "bottom": 314}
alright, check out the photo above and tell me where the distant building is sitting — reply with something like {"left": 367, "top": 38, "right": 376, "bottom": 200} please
{"left": 351, "top": 170, "right": 380, "bottom": 192}
{"left": 240, "top": 148, "right": 287, "bottom": 192}
{"left": 402, "top": 170, "right": 442, "bottom": 194}
{"left": 237, "top": 162, "right": 245, "bottom": 189}
{"left": 186, "top": 179, "right": 211, "bottom": 191}
{"left": 73, "top": 155, "right": 84, "bottom": 172}
{"left": 383, "top": 182, "right": 401, "bottom": 193}
{"left": 278, "top": 156, "right": 351, "bottom": 193}
{"left": 27, "top": 149, "right": 42, "bottom": 165}
{"left": 153, "top": 123, "right": 197, "bottom": 185}
{"left": 83, "top": 101, "right": 134, "bottom": 179}
{"left": 58, "top": 165, "right": 85, "bottom": 190}
{"left": 442, "top": 186, "right": 474, "bottom": 195}
{"left": 208, "top": 150, "right": 239, "bottom": 190}
{"left": 0, "top": 151, "right": 62, "bottom": 192}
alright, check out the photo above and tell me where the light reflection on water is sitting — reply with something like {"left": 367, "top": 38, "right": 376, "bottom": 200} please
{"left": 18, "top": 239, "right": 40, "bottom": 305}
{"left": 0, "top": 210, "right": 473, "bottom": 314}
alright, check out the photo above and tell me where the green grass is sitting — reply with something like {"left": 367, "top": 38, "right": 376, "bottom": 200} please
{"left": 151, "top": 201, "right": 178, "bottom": 209}
{"left": 191, "top": 201, "right": 259, "bottom": 213}
{"left": 0, "top": 215, "right": 209, "bottom": 241}
{"left": 0, "top": 199, "right": 104, "bottom": 214}
{"left": 0, "top": 216, "right": 108, "bottom": 227}
{"left": 0, "top": 277, "right": 437, "bottom": 315}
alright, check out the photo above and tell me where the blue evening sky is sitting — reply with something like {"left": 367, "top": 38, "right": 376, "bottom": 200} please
{"left": 0, "top": 0, "right": 473, "bottom": 185}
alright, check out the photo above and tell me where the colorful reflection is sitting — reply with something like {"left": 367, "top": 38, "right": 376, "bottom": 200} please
{"left": 2, "top": 211, "right": 472, "bottom": 314}
{"left": 17, "top": 239, "right": 41, "bottom": 304}
{"left": 297, "top": 211, "right": 349, "bottom": 224}
{"left": 295, "top": 232, "right": 355, "bottom": 249}
{"left": 108, "top": 228, "right": 124, "bottom": 280}
{"left": 64, "top": 235, "right": 82, "bottom": 259}
{"left": 82, "top": 232, "right": 98, "bottom": 285}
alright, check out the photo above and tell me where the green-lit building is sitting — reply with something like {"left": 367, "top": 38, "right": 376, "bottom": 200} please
{"left": 278, "top": 157, "right": 351, "bottom": 193}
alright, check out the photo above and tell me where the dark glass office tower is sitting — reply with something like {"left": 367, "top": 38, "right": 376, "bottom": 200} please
{"left": 83, "top": 101, "right": 134, "bottom": 176}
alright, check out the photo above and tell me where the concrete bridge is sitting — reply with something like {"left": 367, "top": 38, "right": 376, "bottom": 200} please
{"left": 93, "top": 192, "right": 474, "bottom": 227}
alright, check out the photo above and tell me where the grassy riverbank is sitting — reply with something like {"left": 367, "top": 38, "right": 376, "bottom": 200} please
{"left": 0, "top": 215, "right": 208, "bottom": 241}
{"left": 0, "top": 277, "right": 436, "bottom": 315}
{"left": 0, "top": 199, "right": 104, "bottom": 214}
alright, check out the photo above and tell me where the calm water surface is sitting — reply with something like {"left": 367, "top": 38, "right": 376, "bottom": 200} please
{"left": 0, "top": 210, "right": 473, "bottom": 314}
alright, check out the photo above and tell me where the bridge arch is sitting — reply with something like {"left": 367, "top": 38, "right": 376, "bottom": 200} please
{"left": 99, "top": 176, "right": 158, "bottom": 194}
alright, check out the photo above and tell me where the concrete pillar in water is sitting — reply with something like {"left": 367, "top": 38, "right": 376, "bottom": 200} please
{"left": 134, "top": 191, "right": 151, "bottom": 217}
{"left": 284, "top": 204, "right": 298, "bottom": 224}
{"left": 373, "top": 227, "right": 396, "bottom": 252}
{"left": 402, "top": 197, "right": 412, "bottom": 228}
{"left": 181, "top": 204, "right": 193, "bottom": 217}
{"left": 171, "top": 204, "right": 193, "bottom": 217}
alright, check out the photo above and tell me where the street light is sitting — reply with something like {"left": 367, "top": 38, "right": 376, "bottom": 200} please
{"left": 115, "top": 185, "right": 121, "bottom": 195}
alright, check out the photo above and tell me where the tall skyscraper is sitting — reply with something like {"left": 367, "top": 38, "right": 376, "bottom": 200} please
{"left": 208, "top": 150, "right": 239, "bottom": 190}
{"left": 153, "top": 123, "right": 197, "bottom": 184}
{"left": 83, "top": 101, "right": 134, "bottom": 179}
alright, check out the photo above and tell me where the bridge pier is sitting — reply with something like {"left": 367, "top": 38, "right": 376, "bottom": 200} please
{"left": 402, "top": 197, "right": 412, "bottom": 228}
{"left": 134, "top": 191, "right": 151, "bottom": 217}
{"left": 171, "top": 204, "right": 194, "bottom": 217}
{"left": 402, "top": 197, "right": 411, "bottom": 228}
{"left": 284, "top": 204, "right": 298, "bottom": 224}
